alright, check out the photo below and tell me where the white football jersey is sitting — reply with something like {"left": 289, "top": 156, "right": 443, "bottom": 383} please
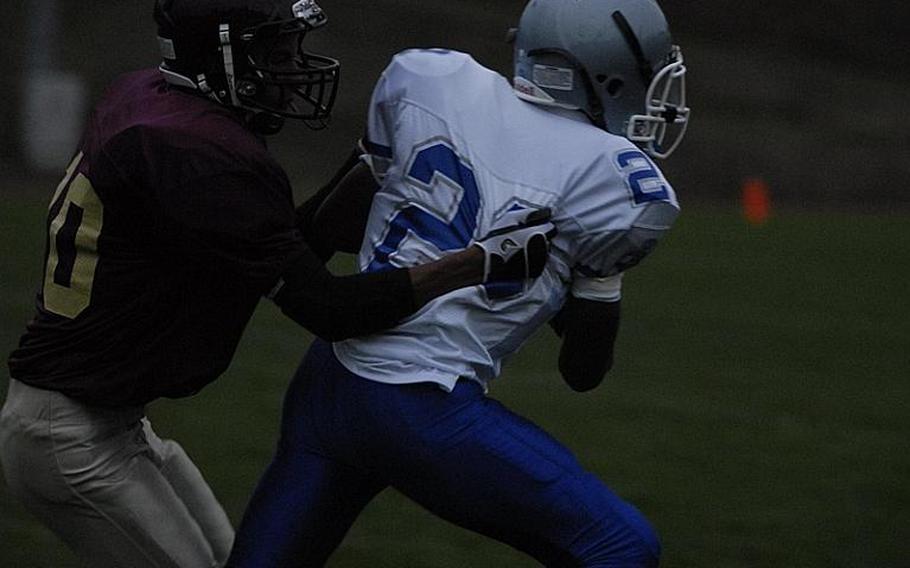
{"left": 334, "top": 49, "right": 679, "bottom": 390}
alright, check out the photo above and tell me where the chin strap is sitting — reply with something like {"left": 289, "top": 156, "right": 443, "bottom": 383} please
{"left": 219, "top": 23, "right": 241, "bottom": 107}
{"left": 246, "top": 111, "right": 286, "bottom": 135}
{"left": 158, "top": 63, "right": 228, "bottom": 106}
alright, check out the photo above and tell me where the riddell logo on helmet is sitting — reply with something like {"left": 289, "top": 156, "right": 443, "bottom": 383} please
{"left": 514, "top": 81, "right": 535, "bottom": 96}
{"left": 512, "top": 77, "right": 557, "bottom": 104}
{"left": 292, "top": 0, "right": 327, "bottom": 27}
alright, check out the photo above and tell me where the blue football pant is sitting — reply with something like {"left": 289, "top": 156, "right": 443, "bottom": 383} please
{"left": 228, "top": 340, "right": 659, "bottom": 567}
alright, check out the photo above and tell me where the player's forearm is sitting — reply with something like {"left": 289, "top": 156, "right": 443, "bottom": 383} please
{"left": 273, "top": 246, "right": 482, "bottom": 342}
{"left": 275, "top": 220, "right": 541, "bottom": 340}
{"left": 272, "top": 247, "right": 416, "bottom": 341}
{"left": 552, "top": 296, "right": 621, "bottom": 392}
{"left": 408, "top": 247, "right": 485, "bottom": 306}
{"left": 300, "top": 156, "right": 383, "bottom": 264}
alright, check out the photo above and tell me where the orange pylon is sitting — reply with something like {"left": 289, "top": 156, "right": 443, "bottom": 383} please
{"left": 742, "top": 178, "right": 771, "bottom": 225}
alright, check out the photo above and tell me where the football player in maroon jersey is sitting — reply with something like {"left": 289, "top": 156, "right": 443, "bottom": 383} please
{"left": 0, "top": 1, "right": 554, "bottom": 566}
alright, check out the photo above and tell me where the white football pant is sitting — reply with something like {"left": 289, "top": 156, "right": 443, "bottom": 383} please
{"left": 0, "top": 379, "right": 234, "bottom": 568}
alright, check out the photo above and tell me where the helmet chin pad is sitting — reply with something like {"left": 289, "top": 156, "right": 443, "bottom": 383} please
{"left": 246, "top": 110, "right": 286, "bottom": 135}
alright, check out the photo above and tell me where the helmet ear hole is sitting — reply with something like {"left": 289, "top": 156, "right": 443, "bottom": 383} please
{"left": 605, "top": 77, "right": 625, "bottom": 98}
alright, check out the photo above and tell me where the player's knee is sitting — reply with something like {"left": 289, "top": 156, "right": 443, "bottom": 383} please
{"left": 581, "top": 501, "right": 661, "bottom": 567}
{"left": 629, "top": 515, "right": 661, "bottom": 567}
{"left": 156, "top": 438, "right": 194, "bottom": 473}
{"left": 613, "top": 505, "right": 661, "bottom": 567}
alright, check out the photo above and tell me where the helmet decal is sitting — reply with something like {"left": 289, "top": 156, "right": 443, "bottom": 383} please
{"left": 292, "top": 0, "right": 327, "bottom": 28}
{"left": 532, "top": 65, "right": 574, "bottom": 91}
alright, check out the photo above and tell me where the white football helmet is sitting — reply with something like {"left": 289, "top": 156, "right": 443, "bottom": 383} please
{"left": 511, "top": 0, "right": 689, "bottom": 158}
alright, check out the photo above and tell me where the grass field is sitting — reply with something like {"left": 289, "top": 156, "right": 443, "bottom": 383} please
{"left": 1, "top": 188, "right": 908, "bottom": 567}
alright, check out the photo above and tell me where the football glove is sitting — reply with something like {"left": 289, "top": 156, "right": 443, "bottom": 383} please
{"left": 473, "top": 207, "right": 556, "bottom": 284}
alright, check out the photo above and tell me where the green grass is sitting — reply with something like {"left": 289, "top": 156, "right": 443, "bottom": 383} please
{"left": 2, "top": 189, "right": 908, "bottom": 567}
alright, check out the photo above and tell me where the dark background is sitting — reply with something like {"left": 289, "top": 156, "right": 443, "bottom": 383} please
{"left": 1, "top": 1, "right": 909, "bottom": 208}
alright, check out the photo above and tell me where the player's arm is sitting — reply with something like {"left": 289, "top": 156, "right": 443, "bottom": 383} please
{"left": 308, "top": 158, "right": 379, "bottom": 256}
{"left": 554, "top": 197, "right": 678, "bottom": 391}
{"left": 292, "top": 148, "right": 367, "bottom": 261}
{"left": 296, "top": 136, "right": 402, "bottom": 260}
{"left": 272, "top": 209, "right": 555, "bottom": 341}
{"left": 549, "top": 274, "right": 623, "bottom": 392}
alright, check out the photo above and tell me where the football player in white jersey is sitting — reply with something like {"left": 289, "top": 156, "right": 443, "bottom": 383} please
{"left": 228, "top": 0, "right": 689, "bottom": 566}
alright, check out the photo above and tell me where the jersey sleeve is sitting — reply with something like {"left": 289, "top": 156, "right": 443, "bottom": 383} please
{"left": 572, "top": 200, "right": 679, "bottom": 279}
{"left": 566, "top": 147, "right": 680, "bottom": 284}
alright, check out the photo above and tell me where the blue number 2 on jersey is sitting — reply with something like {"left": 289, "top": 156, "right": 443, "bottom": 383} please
{"left": 615, "top": 149, "right": 671, "bottom": 206}
{"left": 367, "top": 142, "right": 480, "bottom": 272}
{"left": 366, "top": 141, "right": 518, "bottom": 298}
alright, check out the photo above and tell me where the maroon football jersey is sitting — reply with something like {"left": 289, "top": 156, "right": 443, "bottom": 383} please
{"left": 9, "top": 69, "right": 305, "bottom": 406}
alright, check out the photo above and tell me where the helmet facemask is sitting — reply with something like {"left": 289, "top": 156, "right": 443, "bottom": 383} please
{"left": 155, "top": 0, "right": 340, "bottom": 133}
{"left": 627, "top": 45, "right": 688, "bottom": 159}
{"left": 234, "top": 16, "right": 340, "bottom": 130}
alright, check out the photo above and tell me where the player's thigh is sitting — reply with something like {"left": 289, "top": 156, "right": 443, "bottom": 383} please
{"left": 229, "top": 446, "right": 385, "bottom": 568}
{"left": 143, "top": 418, "right": 234, "bottom": 565}
{"left": 52, "top": 418, "right": 224, "bottom": 568}
{"left": 28, "top": 464, "right": 222, "bottom": 568}
{"left": 389, "top": 396, "right": 660, "bottom": 567}
{"left": 1, "top": 385, "right": 223, "bottom": 568}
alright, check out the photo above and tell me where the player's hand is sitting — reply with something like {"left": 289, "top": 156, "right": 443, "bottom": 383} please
{"left": 473, "top": 208, "right": 556, "bottom": 284}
